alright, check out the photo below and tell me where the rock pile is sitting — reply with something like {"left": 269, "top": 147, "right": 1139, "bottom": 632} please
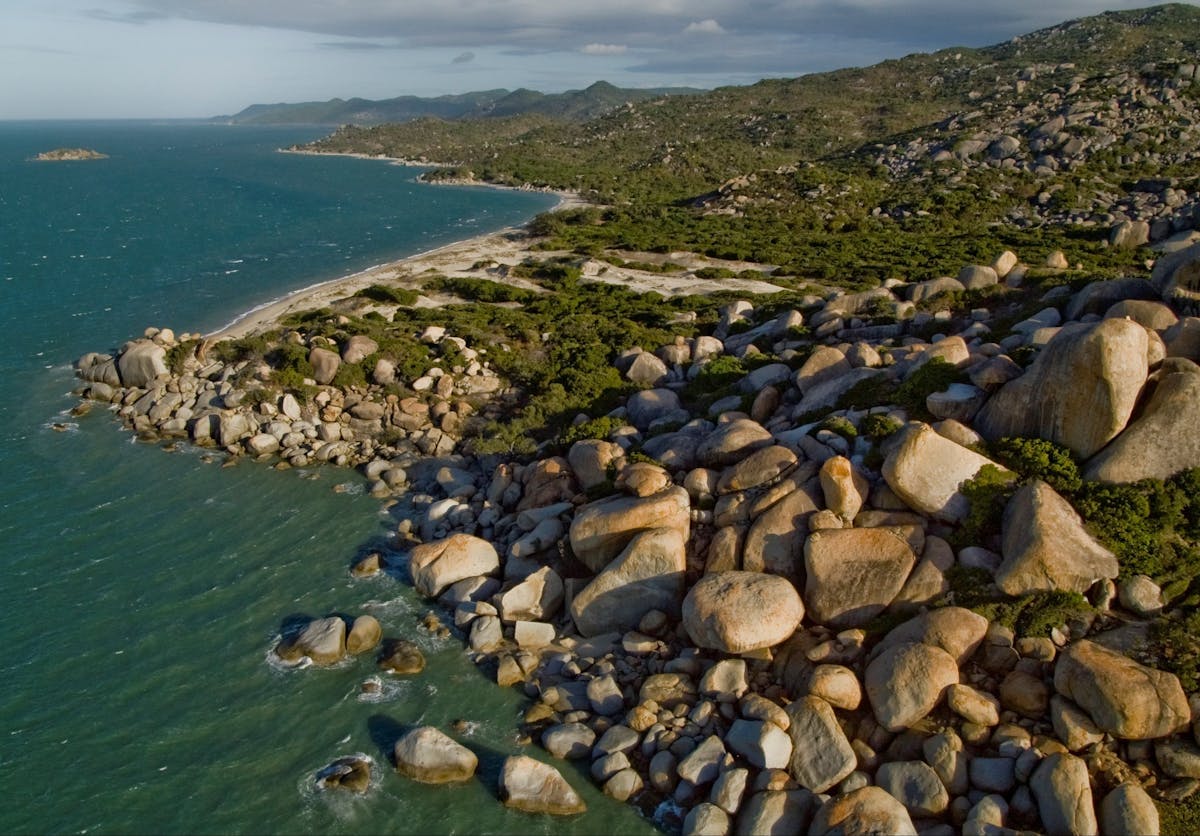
{"left": 74, "top": 242, "right": 1200, "bottom": 833}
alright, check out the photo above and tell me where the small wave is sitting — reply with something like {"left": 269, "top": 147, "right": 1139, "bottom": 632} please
{"left": 224, "top": 269, "right": 239, "bottom": 275}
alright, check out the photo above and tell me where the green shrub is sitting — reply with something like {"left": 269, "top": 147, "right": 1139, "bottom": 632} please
{"left": 428, "top": 276, "right": 536, "bottom": 304}
{"left": 861, "top": 413, "right": 902, "bottom": 440}
{"left": 165, "top": 339, "right": 198, "bottom": 375}
{"left": 818, "top": 415, "right": 858, "bottom": 440}
{"left": 991, "top": 436, "right": 1082, "bottom": 494}
{"left": 331, "top": 362, "right": 368, "bottom": 390}
{"left": 893, "top": 357, "right": 966, "bottom": 419}
{"left": 560, "top": 415, "right": 627, "bottom": 446}
{"left": 688, "top": 355, "right": 748, "bottom": 393}
{"left": 1150, "top": 609, "right": 1200, "bottom": 693}
{"left": 355, "top": 284, "right": 419, "bottom": 306}
{"left": 951, "top": 464, "right": 1019, "bottom": 550}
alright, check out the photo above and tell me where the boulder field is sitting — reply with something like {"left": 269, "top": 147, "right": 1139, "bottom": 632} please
{"left": 73, "top": 246, "right": 1200, "bottom": 833}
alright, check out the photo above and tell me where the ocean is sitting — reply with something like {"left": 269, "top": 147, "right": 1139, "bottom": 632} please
{"left": 0, "top": 121, "right": 657, "bottom": 835}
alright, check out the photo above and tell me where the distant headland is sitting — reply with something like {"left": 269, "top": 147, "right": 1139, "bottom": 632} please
{"left": 31, "top": 148, "right": 108, "bottom": 162}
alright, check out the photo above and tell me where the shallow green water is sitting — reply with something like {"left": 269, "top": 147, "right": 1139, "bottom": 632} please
{"left": 0, "top": 122, "right": 657, "bottom": 835}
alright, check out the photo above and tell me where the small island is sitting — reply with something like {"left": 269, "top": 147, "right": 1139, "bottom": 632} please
{"left": 31, "top": 147, "right": 108, "bottom": 161}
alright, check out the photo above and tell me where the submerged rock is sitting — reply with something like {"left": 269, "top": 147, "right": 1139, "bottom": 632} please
{"left": 314, "top": 754, "right": 372, "bottom": 794}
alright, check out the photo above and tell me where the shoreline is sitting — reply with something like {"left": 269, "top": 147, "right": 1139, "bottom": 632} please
{"left": 211, "top": 153, "right": 589, "bottom": 341}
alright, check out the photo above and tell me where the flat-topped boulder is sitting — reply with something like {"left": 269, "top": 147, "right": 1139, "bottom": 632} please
{"left": 569, "top": 486, "right": 690, "bottom": 573}
{"left": 803, "top": 527, "right": 916, "bottom": 628}
{"left": 683, "top": 571, "right": 803, "bottom": 653}
{"left": 975, "top": 318, "right": 1149, "bottom": 459}
{"left": 785, "top": 696, "right": 857, "bottom": 792}
{"left": 996, "top": 480, "right": 1118, "bottom": 596}
{"left": 1054, "top": 639, "right": 1189, "bottom": 740}
{"left": 696, "top": 419, "right": 774, "bottom": 468}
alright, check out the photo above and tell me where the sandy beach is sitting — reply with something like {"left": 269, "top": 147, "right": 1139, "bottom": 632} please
{"left": 211, "top": 152, "right": 786, "bottom": 341}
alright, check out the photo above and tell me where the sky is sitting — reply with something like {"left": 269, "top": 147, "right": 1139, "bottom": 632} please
{"left": 1, "top": 0, "right": 1195, "bottom": 119}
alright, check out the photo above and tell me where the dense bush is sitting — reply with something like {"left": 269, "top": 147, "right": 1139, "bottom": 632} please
{"left": 991, "top": 436, "right": 1082, "bottom": 494}
{"left": 354, "top": 284, "right": 419, "bottom": 306}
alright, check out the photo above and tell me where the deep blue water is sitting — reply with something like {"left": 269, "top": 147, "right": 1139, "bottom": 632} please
{"left": 0, "top": 122, "right": 655, "bottom": 835}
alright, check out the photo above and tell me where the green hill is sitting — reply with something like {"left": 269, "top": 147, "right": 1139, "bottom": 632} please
{"left": 216, "top": 82, "right": 703, "bottom": 126}
{"left": 300, "top": 4, "right": 1200, "bottom": 284}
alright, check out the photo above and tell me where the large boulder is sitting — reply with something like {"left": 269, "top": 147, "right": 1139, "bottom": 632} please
{"left": 408, "top": 534, "right": 500, "bottom": 598}
{"left": 568, "top": 486, "right": 690, "bottom": 573}
{"left": 1030, "top": 753, "right": 1097, "bottom": 836}
{"left": 1085, "top": 358, "right": 1200, "bottom": 483}
{"left": 717, "top": 445, "right": 798, "bottom": 494}
{"left": 567, "top": 438, "right": 625, "bottom": 491}
{"left": 116, "top": 340, "right": 167, "bottom": 387}
{"left": 683, "top": 571, "right": 803, "bottom": 653}
{"left": 309, "top": 347, "right": 341, "bottom": 385}
{"left": 393, "top": 726, "right": 478, "bottom": 783}
{"left": 1152, "top": 240, "right": 1200, "bottom": 313}
{"left": 975, "top": 319, "right": 1149, "bottom": 459}
{"left": 498, "top": 755, "right": 587, "bottom": 815}
{"left": 871, "top": 607, "right": 988, "bottom": 666}
{"left": 341, "top": 334, "right": 379, "bottom": 364}
{"left": 696, "top": 419, "right": 774, "bottom": 468}
{"left": 1100, "top": 783, "right": 1160, "bottom": 836}
{"left": 625, "top": 351, "right": 670, "bottom": 387}
{"left": 275, "top": 616, "right": 346, "bottom": 666}
{"left": 626, "top": 388, "right": 683, "bottom": 430}
{"left": 1054, "top": 639, "right": 1189, "bottom": 739}
{"left": 882, "top": 424, "right": 1005, "bottom": 522}
{"left": 803, "top": 527, "right": 916, "bottom": 628}
{"left": 742, "top": 482, "right": 822, "bottom": 576}
{"left": 995, "top": 480, "right": 1119, "bottom": 596}
{"left": 736, "top": 790, "right": 816, "bottom": 836}
{"left": 570, "top": 527, "right": 686, "bottom": 636}
{"left": 784, "top": 696, "right": 857, "bottom": 793}
{"left": 809, "top": 786, "right": 917, "bottom": 836}
{"left": 864, "top": 641, "right": 958, "bottom": 732}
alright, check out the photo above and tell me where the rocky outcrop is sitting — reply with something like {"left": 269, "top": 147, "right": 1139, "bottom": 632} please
{"left": 976, "top": 319, "right": 1149, "bottom": 458}
{"left": 1054, "top": 639, "right": 1189, "bottom": 739}
{"left": 393, "top": 726, "right": 478, "bottom": 783}
{"left": 570, "top": 526, "right": 686, "bottom": 636}
{"left": 568, "top": 487, "right": 690, "bottom": 573}
{"left": 498, "top": 755, "right": 587, "bottom": 815}
{"left": 995, "top": 480, "right": 1119, "bottom": 596}
{"left": 1085, "top": 357, "right": 1200, "bottom": 482}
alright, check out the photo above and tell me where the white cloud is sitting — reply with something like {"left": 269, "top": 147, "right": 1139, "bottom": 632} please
{"left": 581, "top": 43, "right": 627, "bottom": 55}
{"left": 682, "top": 18, "right": 725, "bottom": 35}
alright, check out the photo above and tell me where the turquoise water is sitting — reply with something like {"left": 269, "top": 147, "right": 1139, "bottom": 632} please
{"left": 0, "top": 122, "right": 656, "bottom": 835}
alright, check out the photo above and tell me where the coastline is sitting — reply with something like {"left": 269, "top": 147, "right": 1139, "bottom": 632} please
{"left": 212, "top": 154, "right": 589, "bottom": 340}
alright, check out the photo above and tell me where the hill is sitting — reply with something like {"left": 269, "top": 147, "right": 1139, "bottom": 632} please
{"left": 215, "top": 81, "right": 704, "bottom": 126}
{"left": 300, "top": 4, "right": 1200, "bottom": 285}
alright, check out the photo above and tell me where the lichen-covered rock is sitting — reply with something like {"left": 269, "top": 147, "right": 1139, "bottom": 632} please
{"left": 1054, "top": 639, "right": 1189, "bottom": 739}
{"left": 683, "top": 571, "right": 804, "bottom": 653}
{"left": 1099, "top": 783, "right": 1160, "bottom": 836}
{"left": 975, "top": 318, "right": 1149, "bottom": 459}
{"left": 309, "top": 346, "right": 341, "bottom": 385}
{"left": 995, "top": 480, "right": 1118, "bottom": 596}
